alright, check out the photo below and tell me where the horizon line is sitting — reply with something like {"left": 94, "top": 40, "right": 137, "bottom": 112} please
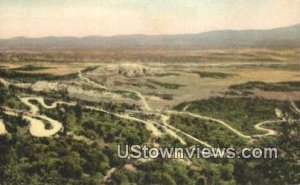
{"left": 1, "top": 22, "right": 299, "bottom": 40}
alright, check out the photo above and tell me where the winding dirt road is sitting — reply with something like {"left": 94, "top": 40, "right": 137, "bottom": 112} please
{"left": 0, "top": 69, "right": 286, "bottom": 145}
{"left": 3, "top": 106, "right": 64, "bottom": 137}
{"left": 77, "top": 68, "right": 282, "bottom": 145}
{"left": 85, "top": 105, "right": 163, "bottom": 138}
{"left": 1, "top": 96, "right": 73, "bottom": 137}
{"left": 166, "top": 110, "right": 285, "bottom": 140}
{"left": 167, "top": 110, "right": 252, "bottom": 139}
{"left": 20, "top": 97, "right": 76, "bottom": 114}
{"left": 253, "top": 120, "right": 279, "bottom": 137}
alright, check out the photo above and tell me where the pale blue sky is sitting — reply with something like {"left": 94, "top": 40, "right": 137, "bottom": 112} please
{"left": 0, "top": 0, "right": 300, "bottom": 38}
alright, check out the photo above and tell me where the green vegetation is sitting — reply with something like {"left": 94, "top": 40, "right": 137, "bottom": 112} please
{"left": 175, "top": 97, "right": 294, "bottom": 134}
{"left": 0, "top": 113, "right": 28, "bottom": 133}
{"left": 0, "top": 68, "right": 78, "bottom": 83}
{"left": 155, "top": 93, "right": 173, "bottom": 100}
{"left": 173, "top": 96, "right": 300, "bottom": 184}
{"left": 1, "top": 50, "right": 300, "bottom": 184}
{"left": 112, "top": 90, "right": 140, "bottom": 100}
{"left": 225, "top": 63, "right": 300, "bottom": 71}
{"left": 13, "top": 65, "right": 51, "bottom": 71}
{"left": 148, "top": 92, "right": 173, "bottom": 100}
{"left": 233, "top": 118, "right": 300, "bottom": 184}
{"left": 81, "top": 84, "right": 106, "bottom": 93}
{"left": 148, "top": 79, "right": 184, "bottom": 89}
{"left": 80, "top": 66, "right": 99, "bottom": 73}
{"left": 230, "top": 81, "right": 300, "bottom": 91}
{"left": 2, "top": 93, "right": 296, "bottom": 185}
{"left": 154, "top": 72, "right": 180, "bottom": 77}
{"left": 223, "top": 90, "right": 254, "bottom": 96}
{"left": 28, "top": 99, "right": 149, "bottom": 145}
{"left": 0, "top": 95, "right": 150, "bottom": 184}
{"left": 109, "top": 159, "right": 210, "bottom": 185}
{"left": 33, "top": 116, "right": 53, "bottom": 130}
{"left": 0, "top": 130, "right": 120, "bottom": 184}
{"left": 194, "top": 71, "right": 236, "bottom": 79}
{"left": 266, "top": 64, "right": 300, "bottom": 71}
{"left": 169, "top": 114, "right": 247, "bottom": 147}
{"left": 0, "top": 85, "right": 29, "bottom": 110}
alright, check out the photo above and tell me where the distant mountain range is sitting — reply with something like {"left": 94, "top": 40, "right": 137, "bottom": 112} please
{"left": 0, "top": 23, "right": 300, "bottom": 50}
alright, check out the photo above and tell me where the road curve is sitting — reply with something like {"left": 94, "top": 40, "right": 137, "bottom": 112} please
{"left": 166, "top": 110, "right": 289, "bottom": 140}
{"left": 252, "top": 120, "right": 280, "bottom": 138}
{"left": 167, "top": 110, "right": 252, "bottom": 139}
{"left": 3, "top": 109, "right": 63, "bottom": 137}
{"left": 85, "top": 106, "right": 212, "bottom": 147}
{"left": 5, "top": 97, "right": 68, "bottom": 137}
{"left": 20, "top": 97, "right": 76, "bottom": 114}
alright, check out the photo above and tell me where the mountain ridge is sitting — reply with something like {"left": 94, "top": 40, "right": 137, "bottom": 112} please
{"left": 1, "top": 23, "right": 299, "bottom": 50}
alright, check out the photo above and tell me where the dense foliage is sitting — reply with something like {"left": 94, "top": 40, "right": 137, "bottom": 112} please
{"left": 0, "top": 80, "right": 299, "bottom": 184}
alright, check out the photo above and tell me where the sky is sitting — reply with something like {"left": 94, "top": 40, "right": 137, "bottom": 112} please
{"left": 0, "top": 0, "right": 300, "bottom": 38}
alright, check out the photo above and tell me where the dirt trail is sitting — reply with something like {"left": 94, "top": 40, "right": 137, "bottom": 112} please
{"left": 78, "top": 70, "right": 107, "bottom": 90}
{"left": 33, "top": 97, "right": 76, "bottom": 109}
{"left": 4, "top": 108, "right": 63, "bottom": 137}
{"left": 122, "top": 113, "right": 208, "bottom": 146}
{"left": 101, "top": 167, "right": 117, "bottom": 184}
{"left": 0, "top": 78, "right": 9, "bottom": 87}
{"left": 167, "top": 110, "right": 285, "bottom": 140}
{"left": 15, "top": 96, "right": 283, "bottom": 162}
{"left": 0, "top": 119, "right": 7, "bottom": 135}
{"left": 20, "top": 97, "right": 39, "bottom": 114}
{"left": 168, "top": 110, "right": 252, "bottom": 139}
{"left": 290, "top": 100, "right": 300, "bottom": 115}
{"left": 77, "top": 67, "right": 272, "bottom": 145}
{"left": 7, "top": 97, "right": 67, "bottom": 137}
{"left": 4, "top": 95, "right": 161, "bottom": 139}
{"left": 159, "top": 114, "right": 187, "bottom": 145}
{"left": 24, "top": 115, "right": 62, "bottom": 137}
{"left": 21, "top": 97, "right": 76, "bottom": 113}
{"left": 129, "top": 90, "right": 151, "bottom": 111}
{"left": 161, "top": 118, "right": 213, "bottom": 148}
{"left": 84, "top": 106, "right": 213, "bottom": 147}
{"left": 1, "top": 67, "right": 284, "bottom": 143}
{"left": 85, "top": 106, "right": 164, "bottom": 138}
{"left": 252, "top": 120, "right": 279, "bottom": 137}
{"left": 8, "top": 92, "right": 281, "bottom": 143}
